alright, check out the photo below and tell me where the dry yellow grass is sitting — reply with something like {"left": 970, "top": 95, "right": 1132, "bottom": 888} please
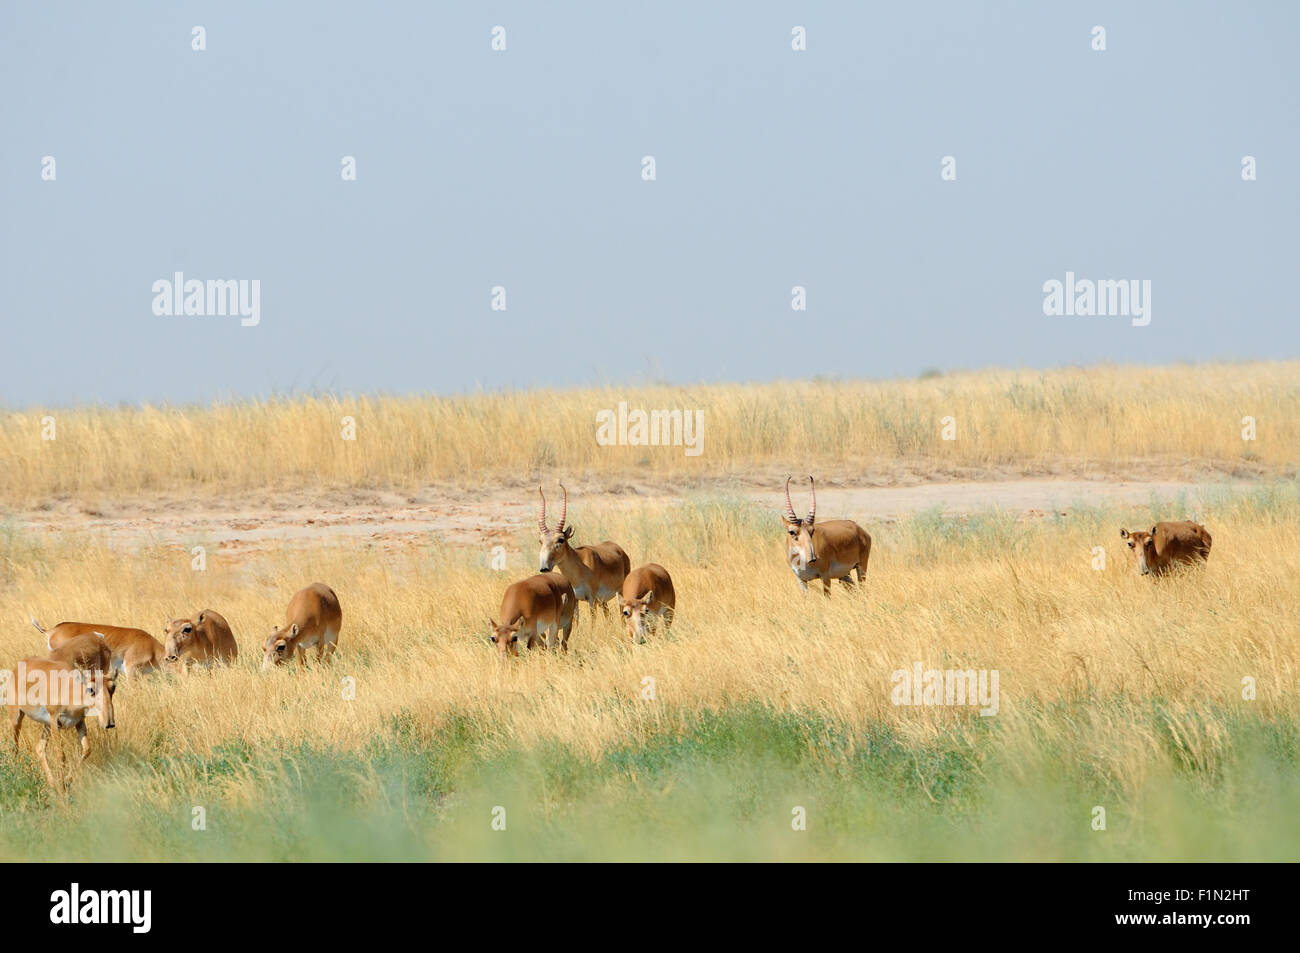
{"left": 2, "top": 488, "right": 1295, "bottom": 808}
{"left": 0, "top": 363, "right": 1296, "bottom": 859}
{"left": 2, "top": 361, "right": 1295, "bottom": 502}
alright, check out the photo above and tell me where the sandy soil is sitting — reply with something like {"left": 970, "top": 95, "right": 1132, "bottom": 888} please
{"left": 3, "top": 476, "right": 1257, "bottom": 561}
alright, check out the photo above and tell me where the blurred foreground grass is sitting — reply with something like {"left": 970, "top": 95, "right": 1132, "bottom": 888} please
{"left": 1, "top": 702, "right": 1296, "bottom": 861}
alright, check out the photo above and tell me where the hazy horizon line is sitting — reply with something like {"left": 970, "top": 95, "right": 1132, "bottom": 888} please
{"left": 4, "top": 356, "right": 1295, "bottom": 413}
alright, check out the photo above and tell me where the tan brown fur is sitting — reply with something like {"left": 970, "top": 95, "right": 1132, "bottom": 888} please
{"left": 488, "top": 573, "right": 577, "bottom": 657}
{"left": 34, "top": 620, "right": 168, "bottom": 676}
{"left": 616, "top": 564, "right": 676, "bottom": 643}
{"left": 46, "top": 632, "right": 114, "bottom": 674}
{"left": 781, "top": 477, "right": 872, "bottom": 596}
{"left": 6, "top": 655, "right": 116, "bottom": 790}
{"left": 537, "top": 485, "right": 630, "bottom": 614}
{"left": 1119, "top": 520, "right": 1212, "bottom": 576}
{"left": 164, "top": 609, "right": 239, "bottom": 668}
{"left": 262, "top": 583, "right": 342, "bottom": 670}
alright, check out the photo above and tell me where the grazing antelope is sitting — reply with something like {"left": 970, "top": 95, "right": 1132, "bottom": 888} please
{"left": 487, "top": 573, "right": 577, "bottom": 657}
{"left": 164, "top": 609, "right": 239, "bottom": 668}
{"left": 1119, "top": 520, "right": 1212, "bottom": 576}
{"left": 536, "top": 485, "right": 630, "bottom": 615}
{"left": 46, "top": 632, "right": 114, "bottom": 674}
{"left": 616, "top": 564, "right": 676, "bottom": 643}
{"left": 32, "top": 619, "right": 168, "bottom": 676}
{"left": 6, "top": 655, "right": 116, "bottom": 789}
{"left": 262, "top": 583, "right": 342, "bottom": 670}
{"left": 781, "top": 476, "right": 872, "bottom": 595}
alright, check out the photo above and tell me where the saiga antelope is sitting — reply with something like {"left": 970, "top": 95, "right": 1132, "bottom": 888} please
{"left": 536, "top": 485, "right": 630, "bottom": 615}
{"left": 6, "top": 655, "right": 116, "bottom": 790}
{"left": 262, "top": 583, "right": 342, "bottom": 670}
{"left": 616, "top": 564, "right": 676, "bottom": 643}
{"left": 164, "top": 609, "right": 239, "bottom": 668}
{"left": 33, "top": 619, "right": 168, "bottom": 676}
{"left": 46, "top": 633, "right": 114, "bottom": 675}
{"left": 1119, "top": 520, "right": 1212, "bottom": 576}
{"left": 487, "top": 573, "right": 577, "bottom": 657}
{"left": 781, "top": 476, "right": 872, "bottom": 595}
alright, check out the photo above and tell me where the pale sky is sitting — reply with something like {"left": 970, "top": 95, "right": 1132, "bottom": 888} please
{"left": 2, "top": 1, "right": 1297, "bottom": 407}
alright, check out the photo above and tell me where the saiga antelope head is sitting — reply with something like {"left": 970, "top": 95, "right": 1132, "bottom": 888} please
{"left": 537, "top": 484, "right": 574, "bottom": 572}
{"left": 781, "top": 476, "right": 818, "bottom": 571}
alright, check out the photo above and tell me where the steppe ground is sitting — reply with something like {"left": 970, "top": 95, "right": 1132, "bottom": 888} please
{"left": 0, "top": 363, "right": 1296, "bottom": 860}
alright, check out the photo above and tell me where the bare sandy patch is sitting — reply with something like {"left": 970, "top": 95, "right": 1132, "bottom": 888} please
{"left": 1, "top": 474, "right": 1260, "bottom": 562}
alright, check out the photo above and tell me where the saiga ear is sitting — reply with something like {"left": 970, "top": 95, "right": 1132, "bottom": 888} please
{"left": 562, "top": 526, "right": 574, "bottom": 539}
{"left": 1119, "top": 528, "right": 1129, "bottom": 539}
{"left": 643, "top": 590, "right": 654, "bottom": 605}
{"left": 290, "top": 623, "right": 300, "bottom": 637}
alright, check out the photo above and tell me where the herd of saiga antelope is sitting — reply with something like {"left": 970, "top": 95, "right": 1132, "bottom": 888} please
{"left": 4, "top": 477, "right": 1213, "bottom": 790}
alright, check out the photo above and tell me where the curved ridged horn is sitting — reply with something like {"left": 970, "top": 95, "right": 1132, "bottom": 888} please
{"left": 558, "top": 483, "right": 568, "bottom": 531}
{"left": 806, "top": 476, "right": 816, "bottom": 526}
{"left": 537, "top": 487, "right": 549, "bottom": 532}
{"left": 783, "top": 477, "right": 800, "bottom": 523}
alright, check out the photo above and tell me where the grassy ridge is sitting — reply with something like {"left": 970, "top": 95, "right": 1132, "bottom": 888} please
{"left": 1, "top": 482, "right": 1297, "bottom": 860}
{"left": 1, "top": 361, "right": 1296, "bottom": 501}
